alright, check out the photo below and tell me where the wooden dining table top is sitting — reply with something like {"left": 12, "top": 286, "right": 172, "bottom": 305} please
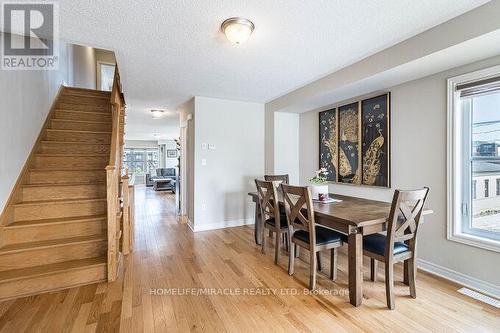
{"left": 247, "top": 192, "right": 433, "bottom": 228}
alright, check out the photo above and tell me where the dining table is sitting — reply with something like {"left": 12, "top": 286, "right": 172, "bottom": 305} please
{"left": 247, "top": 191, "right": 433, "bottom": 307}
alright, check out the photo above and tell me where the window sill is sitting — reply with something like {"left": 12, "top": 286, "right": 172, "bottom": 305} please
{"left": 448, "top": 231, "right": 500, "bottom": 253}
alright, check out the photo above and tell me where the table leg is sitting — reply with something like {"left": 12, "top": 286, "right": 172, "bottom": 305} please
{"left": 254, "top": 201, "right": 262, "bottom": 245}
{"left": 348, "top": 232, "right": 363, "bottom": 306}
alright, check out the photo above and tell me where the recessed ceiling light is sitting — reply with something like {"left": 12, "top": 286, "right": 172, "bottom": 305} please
{"left": 151, "top": 109, "right": 165, "bottom": 119}
{"left": 221, "top": 17, "right": 255, "bottom": 44}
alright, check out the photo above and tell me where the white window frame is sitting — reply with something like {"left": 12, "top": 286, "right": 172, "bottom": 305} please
{"left": 447, "top": 65, "right": 500, "bottom": 253}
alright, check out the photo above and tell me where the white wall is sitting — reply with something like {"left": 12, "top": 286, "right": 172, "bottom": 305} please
{"left": 297, "top": 55, "right": 500, "bottom": 289}
{"left": 72, "top": 45, "right": 96, "bottom": 90}
{"left": 191, "top": 97, "right": 264, "bottom": 231}
{"left": 0, "top": 33, "right": 72, "bottom": 214}
{"left": 274, "top": 112, "right": 299, "bottom": 184}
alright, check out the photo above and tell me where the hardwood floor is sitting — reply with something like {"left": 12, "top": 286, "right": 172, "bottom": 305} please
{"left": 0, "top": 185, "right": 499, "bottom": 332}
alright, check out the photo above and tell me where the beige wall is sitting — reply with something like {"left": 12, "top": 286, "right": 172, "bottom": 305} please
{"left": 191, "top": 97, "right": 264, "bottom": 231}
{"left": 0, "top": 33, "right": 72, "bottom": 214}
{"left": 72, "top": 45, "right": 96, "bottom": 89}
{"left": 298, "top": 55, "right": 500, "bottom": 289}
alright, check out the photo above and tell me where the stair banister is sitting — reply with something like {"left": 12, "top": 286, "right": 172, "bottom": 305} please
{"left": 106, "top": 65, "right": 126, "bottom": 282}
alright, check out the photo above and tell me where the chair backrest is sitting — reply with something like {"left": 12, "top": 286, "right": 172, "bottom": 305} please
{"left": 264, "top": 174, "right": 290, "bottom": 184}
{"left": 281, "top": 184, "right": 315, "bottom": 240}
{"left": 386, "top": 187, "right": 430, "bottom": 256}
{"left": 255, "top": 179, "right": 280, "bottom": 223}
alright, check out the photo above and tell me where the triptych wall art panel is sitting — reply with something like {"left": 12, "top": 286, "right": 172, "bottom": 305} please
{"left": 319, "top": 93, "right": 390, "bottom": 187}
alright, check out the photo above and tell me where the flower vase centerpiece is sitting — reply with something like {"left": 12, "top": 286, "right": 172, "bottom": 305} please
{"left": 309, "top": 168, "right": 330, "bottom": 201}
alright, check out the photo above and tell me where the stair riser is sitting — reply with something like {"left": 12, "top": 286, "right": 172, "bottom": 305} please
{"left": 34, "top": 156, "right": 108, "bottom": 169}
{"left": 54, "top": 110, "right": 111, "bottom": 122}
{"left": 28, "top": 170, "right": 106, "bottom": 185}
{"left": 60, "top": 95, "right": 110, "bottom": 106}
{"left": 39, "top": 142, "right": 110, "bottom": 155}
{"left": 0, "top": 264, "right": 106, "bottom": 301}
{"left": 14, "top": 200, "right": 107, "bottom": 222}
{"left": 21, "top": 184, "right": 106, "bottom": 201}
{"left": 3, "top": 220, "right": 106, "bottom": 246}
{"left": 57, "top": 103, "right": 110, "bottom": 113}
{"left": 50, "top": 120, "right": 112, "bottom": 132}
{"left": 45, "top": 131, "right": 111, "bottom": 144}
{"left": 0, "top": 240, "right": 107, "bottom": 271}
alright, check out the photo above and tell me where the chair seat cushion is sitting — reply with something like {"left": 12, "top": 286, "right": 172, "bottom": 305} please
{"left": 293, "top": 226, "right": 344, "bottom": 245}
{"left": 363, "top": 233, "right": 409, "bottom": 256}
{"left": 265, "top": 215, "right": 288, "bottom": 229}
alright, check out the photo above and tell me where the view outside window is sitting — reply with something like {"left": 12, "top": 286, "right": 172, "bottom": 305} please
{"left": 468, "top": 91, "right": 500, "bottom": 236}
{"left": 124, "top": 148, "right": 159, "bottom": 175}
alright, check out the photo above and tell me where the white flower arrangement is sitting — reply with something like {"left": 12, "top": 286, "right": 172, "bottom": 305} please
{"left": 310, "top": 168, "right": 328, "bottom": 185}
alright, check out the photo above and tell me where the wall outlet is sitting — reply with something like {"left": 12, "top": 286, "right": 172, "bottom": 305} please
{"left": 201, "top": 204, "right": 207, "bottom": 211}
{"left": 201, "top": 159, "right": 207, "bottom": 166}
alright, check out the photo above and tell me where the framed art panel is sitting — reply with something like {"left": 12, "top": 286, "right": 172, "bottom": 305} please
{"left": 319, "top": 108, "right": 338, "bottom": 181}
{"left": 338, "top": 102, "right": 361, "bottom": 184}
{"left": 361, "top": 93, "right": 390, "bottom": 187}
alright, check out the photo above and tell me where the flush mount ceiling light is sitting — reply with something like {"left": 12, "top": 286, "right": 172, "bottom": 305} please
{"left": 221, "top": 17, "right": 255, "bottom": 44}
{"left": 151, "top": 109, "right": 165, "bottom": 119}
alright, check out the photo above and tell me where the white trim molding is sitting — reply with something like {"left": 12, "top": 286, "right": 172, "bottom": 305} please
{"left": 417, "top": 258, "right": 500, "bottom": 299}
{"left": 447, "top": 64, "right": 500, "bottom": 253}
{"left": 187, "top": 219, "right": 255, "bottom": 233}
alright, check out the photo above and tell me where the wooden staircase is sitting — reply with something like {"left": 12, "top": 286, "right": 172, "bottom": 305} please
{"left": 0, "top": 86, "right": 120, "bottom": 301}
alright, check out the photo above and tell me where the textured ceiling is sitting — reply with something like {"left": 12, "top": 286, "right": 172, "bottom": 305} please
{"left": 58, "top": 0, "right": 488, "bottom": 112}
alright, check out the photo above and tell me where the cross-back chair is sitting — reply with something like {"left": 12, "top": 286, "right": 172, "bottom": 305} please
{"left": 264, "top": 174, "right": 289, "bottom": 184}
{"left": 255, "top": 179, "right": 289, "bottom": 264}
{"left": 281, "top": 184, "right": 345, "bottom": 290}
{"left": 364, "top": 187, "right": 430, "bottom": 309}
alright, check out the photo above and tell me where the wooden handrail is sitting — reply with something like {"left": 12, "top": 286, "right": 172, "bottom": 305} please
{"left": 105, "top": 64, "right": 127, "bottom": 282}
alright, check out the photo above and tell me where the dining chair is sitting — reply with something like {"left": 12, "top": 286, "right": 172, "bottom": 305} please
{"left": 364, "top": 187, "right": 430, "bottom": 310}
{"left": 255, "top": 179, "right": 289, "bottom": 264}
{"left": 264, "top": 174, "right": 289, "bottom": 184}
{"left": 281, "top": 184, "right": 345, "bottom": 290}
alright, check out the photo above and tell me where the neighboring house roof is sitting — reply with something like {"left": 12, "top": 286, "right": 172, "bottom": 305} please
{"left": 473, "top": 161, "right": 500, "bottom": 175}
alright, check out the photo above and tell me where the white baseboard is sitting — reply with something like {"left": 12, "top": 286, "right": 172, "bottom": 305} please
{"left": 189, "top": 219, "right": 255, "bottom": 233}
{"left": 417, "top": 258, "right": 500, "bottom": 299}
{"left": 187, "top": 219, "right": 195, "bottom": 232}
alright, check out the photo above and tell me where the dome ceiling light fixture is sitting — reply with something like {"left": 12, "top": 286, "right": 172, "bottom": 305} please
{"left": 221, "top": 17, "right": 255, "bottom": 44}
{"left": 150, "top": 109, "right": 166, "bottom": 119}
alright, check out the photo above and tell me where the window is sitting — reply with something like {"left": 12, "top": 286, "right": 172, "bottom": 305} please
{"left": 123, "top": 148, "right": 159, "bottom": 175}
{"left": 448, "top": 65, "right": 500, "bottom": 252}
{"left": 99, "top": 63, "right": 115, "bottom": 91}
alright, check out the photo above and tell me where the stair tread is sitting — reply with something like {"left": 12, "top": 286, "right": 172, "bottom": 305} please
{"left": 14, "top": 197, "right": 106, "bottom": 206}
{"left": 30, "top": 167, "right": 106, "bottom": 171}
{"left": 5, "top": 215, "right": 107, "bottom": 228}
{"left": 63, "top": 87, "right": 111, "bottom": 94}
{"left": 55, "top": 109, "right": 112, "bottom": 115}
{"left": 36, "top": 153, "right": 109, "bottom": 157}
{"left": 46, "top": 129, "right": 112, "bottom": 134}
{"left": 51, "top": 119, "right": 112, "bottom": 124}
{"left": 0, "top": 256, "right": 106, "bottom": 283}
{"left": 0, "top": 235, "right": 107, "bottom": 254}
{"left": 40, "top": 140, "right": 110, "bottom": 145}
{"left": 22, "top": 182, "right": 105, "bottom": 188}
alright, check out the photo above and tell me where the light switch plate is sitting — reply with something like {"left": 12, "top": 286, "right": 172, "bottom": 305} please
{"left": 201, "top": 143, "right": 207, "bottom": 150}
{"left": 208, "top": 144, "right": 215, "bottom": 150}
